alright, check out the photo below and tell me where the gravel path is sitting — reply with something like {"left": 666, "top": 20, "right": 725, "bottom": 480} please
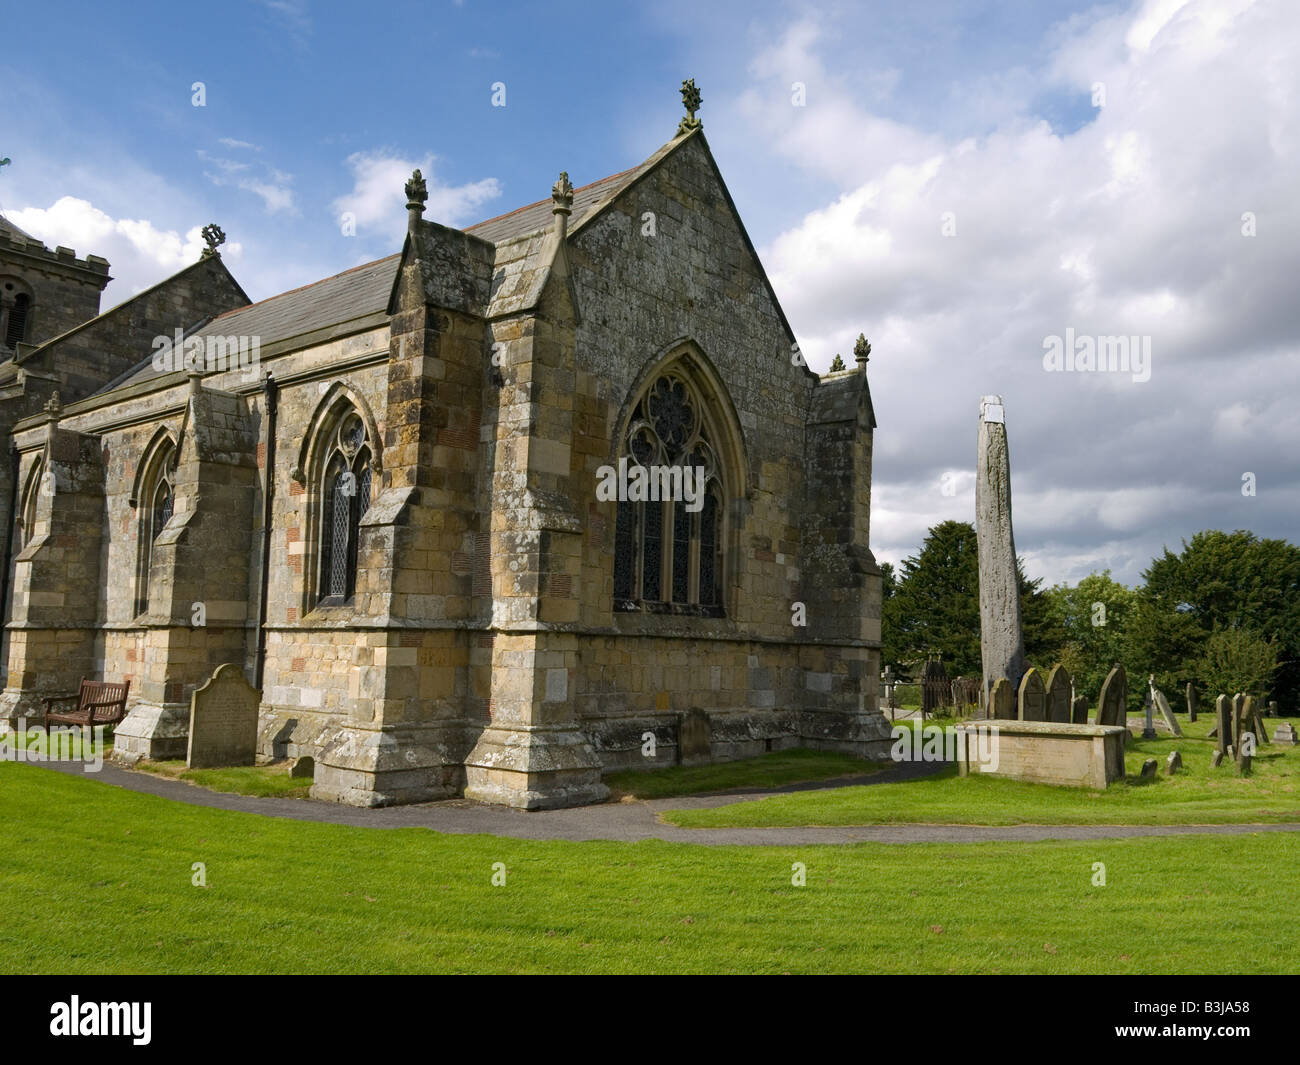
{"left": 34, "top": 759, "right": 1300, "bottom": 846}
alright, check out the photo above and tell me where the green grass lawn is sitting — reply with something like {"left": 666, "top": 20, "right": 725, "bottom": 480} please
{"left": 2, "top": 761, "right": 1298, "bottom": 974}
{"left": 606, "top": 748, "right": 883, "bottom": 799}
{"left": 134, "top": 759, "right": 312, "bottom": 799}
{"left": 663, "top": 718, "right": 1300, "bottom": 829}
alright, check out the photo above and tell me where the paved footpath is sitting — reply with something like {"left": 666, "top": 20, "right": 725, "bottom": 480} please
{"left": 37, "top": 759, "right": 1300, "bottom": 846}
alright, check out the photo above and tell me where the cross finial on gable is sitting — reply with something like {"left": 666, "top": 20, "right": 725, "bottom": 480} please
{"left": 201, "top": 223, "right": 226, "bottom": 258}
{"left": 677, "top": 78, "right": 702, "bottom": 136}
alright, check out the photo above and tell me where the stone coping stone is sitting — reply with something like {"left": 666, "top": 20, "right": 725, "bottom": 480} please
{"left": 954, "top": 721, "right": 1127, "bottom": 739}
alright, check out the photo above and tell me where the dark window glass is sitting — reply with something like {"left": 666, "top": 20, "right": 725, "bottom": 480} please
{"left": 699, "top": 489, "right": 719, "bottom": 607}
{"left": 672, "top": 498, "right": 690, "bottom": 603}
{"left": 642, "top": 500, "right": 662, "bottom": 602}
{"left": 328, "top": 469, "right": 351, "bottom": 598}
{"left": 152, "top": 480, "right": 173, "bottom": 540}
{"left": 613, "top": 499, "right": 636, "bottom": 601}
{"left": 5, "top": 294, "right": 29, "bottom": 348}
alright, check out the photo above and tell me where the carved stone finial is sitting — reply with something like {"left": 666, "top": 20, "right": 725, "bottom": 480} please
{"left": 201, "top": 223, "right": 226, "bottom": 258}
{"left": 677, "top": 78, "right": 702, "bottom": 136}
{"left": 551, "top": 171, "right": 574, "bottom": 212}
{"left": 405, "top": 169, "right": 428, "bottom": 233}
{"left": 853, "top": 333, "right": 871, "bottom": 366}
{"left": 44, "top": 390, "right": 61, "bottom": 417}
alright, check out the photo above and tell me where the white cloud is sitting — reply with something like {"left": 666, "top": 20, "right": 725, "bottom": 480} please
{"left": 331, "top": 151, "right": 501, "bottom": 240}
{"left": 751, "top": 0, "right": 1300, "bottom": 585}
{"left": 6, "top": 196, "right": 243, "bottom": 300}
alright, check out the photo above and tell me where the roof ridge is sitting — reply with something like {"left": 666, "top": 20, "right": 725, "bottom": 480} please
{"left": 464, "top": 165, "right": 643, "bottom": 233}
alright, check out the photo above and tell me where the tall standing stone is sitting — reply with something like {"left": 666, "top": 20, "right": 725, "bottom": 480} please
{"left": 1071, "top": 695, "right": 1089, "bottom": 724}
{"left": 976, "top": 395, "right": 1026, "bottom": 706}
{"left": 1097, "top": 665, "right": 1128, "bottom": 728}
{"left": 1154, "top": 688, "right": 1183, "bottom": 737}
{"left": 1233, "top": 693, "right": 1247, "bottom": 757}
{"left": 1045, "top": 664, "right": 1072, "bottom": 723}
{"left": 1018, "top": 666, "right": 1047, "bottom": 722}
{"left": 1186, "top": 682, "right": 1198, "bottom": 722}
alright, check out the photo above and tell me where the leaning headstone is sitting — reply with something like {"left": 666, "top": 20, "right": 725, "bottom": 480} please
{"left": 976, "top": 395, "right": 1027, "bottom": 706}
{"left": 186, "top": 663, "right": 261, "bottom": 769}
{"left": 1045, "top": 664, "right": 1072, "bottom": 723}
{"left": 1071, "top": 694, "right": 1089, "bottom": 725}
{"left": 1226, "top": 744, "right": 1236, "bottom": 762}
{"left": 290, "top": 755, "right": 315, "bottom": 779}
{"left": 1097, "top": 665, "right": 1128, "bottom": 728}
{"left": 1273, "top": 720, "right": 1299, "bottom": 746}
{"left": 1215, "top": 695, "right": 1232, "bottom": 755}
{"left": 989, "top": 677, "right": 1015, "bottom": 720}
{"left": 1018, "top": 666, "right": 1048, "bottom": 722}
{"left": 1249, "top": 700, "right": 1270, "bottom": 744}
{"left": 679, "top": 708, "right": 713, "bottom": 765}
{"left": 1154, "top": 690, "right": 1184, "bottom": 737}
{"left": 1186, "top": 682, "right": 1198, "bottom": 722}
{"left": 1166, "top": 750, "right": 1182, "bottom": 775}
{"left": 1140, "top": 759, "right": 1158, "bottom": 780}
{"left": 1211, "top": 750, "right": 1224, "bottom": 768}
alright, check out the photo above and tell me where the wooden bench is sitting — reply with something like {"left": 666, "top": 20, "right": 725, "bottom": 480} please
{"left": 43, "top": 678, "right": 131, "bottom": 729}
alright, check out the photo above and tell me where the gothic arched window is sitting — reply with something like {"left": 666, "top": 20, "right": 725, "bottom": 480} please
{"left": 613, "top": 369, "right": 726, "bottom": 616}
{"left": 135, "top": 443, "right": 175, "bottom": 616}
{"left": 316, "top": 411, "right": 372, "bottom": 605}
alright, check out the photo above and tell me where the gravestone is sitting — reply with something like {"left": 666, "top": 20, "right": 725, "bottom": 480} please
{"left": 1215, "top": 695, "right": 1232, "bottom": 756}
{"left": 290, "top": 755, "right": 315, "bottom": 779}
{"left": 989, "top": 677, "right": 1015, "bottom": 720}
{"left": 1166, "top": 750, "right": 1182, "bottom": 775}
{"left": 1273, "top": 720, "right": 1298, "bottom": 746}
{"left": 1233, "top": 694, "right": 1248, "bottom": 761}
{"left": 1097, "top": 665, "right": 1128, "bottom": 728}
{"left": 1154, "top": 690, "right": 1184, "bottom": 737}
{"left": 186, "top": 664, "right": 261, "bottom": 769}
{"left": 1140, "top": 759, "right": 1157, "bottom": 780}
{"left": 976, "top": 395, "right": 1027, "bottom": 705}
{"left": 1249, "top": 699, "right": 1270, "bottom": 744}
{"left": 1211, "top": 750, "right": 1225, "bottom": 768}
{"left": 1071, "top": 695, "right": 1089, "bottom": 724}
{"left": 1142, "top": 677, "right": 1159, "bottom": 739}
{"left": 679, "top": 708, "right": 712, "bottom": 766}
{"left": 1018, "top": 667, "right": 1047, "bottom": 722}
{"left": 1186, "top": 682, "right": 1198, "bottom": 722}
{"left": 1045, "top": 664, "right": 1072, "bottom": 724}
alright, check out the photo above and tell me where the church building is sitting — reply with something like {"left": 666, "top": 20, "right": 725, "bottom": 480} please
{"left": 1, "top": 86, "right": 888, "bottom": 808}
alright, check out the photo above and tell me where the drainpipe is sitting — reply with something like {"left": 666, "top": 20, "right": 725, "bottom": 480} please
{"left": 0, "top": 441, "right": 19, "bottom": 676}
{"left": 254, "top": 373, "right": 277, "bottom": 691}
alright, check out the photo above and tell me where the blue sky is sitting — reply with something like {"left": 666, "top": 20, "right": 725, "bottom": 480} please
{"left": 4, "top": 0, "right": 1298, "bottom": 588}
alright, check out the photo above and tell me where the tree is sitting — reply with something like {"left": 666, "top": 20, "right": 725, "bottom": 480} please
{"left": 1128, "top": 530, "right": 1300, "bottom": 706}
{"left": 829, "top": 353, "right": 846, "bottom": 372}
{"left": 1041, "top": 571, "right": 1138, "bottom": 700}
{"left": 1197, "top": 628, "right": 1280, "bottom": 701}
{"left": 881, "top": 520, "right": 1054, "bottom": 679}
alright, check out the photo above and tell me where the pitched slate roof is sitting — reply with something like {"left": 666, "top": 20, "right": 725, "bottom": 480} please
{"left": 86, "top": 130, "right": 716, "bottom": 399}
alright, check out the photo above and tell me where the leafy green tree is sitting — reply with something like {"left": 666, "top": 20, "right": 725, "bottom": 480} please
{"left": 1197, "top": 627, "right": 1280, "bottom": 701}
{"left": 881, "top": 520, "right": 1055, "bottom": 680}
{"left": 1042, "top": 571, "right": 1138, "bottom": 700}
{"left": 1128, "top": 530, "right": 1300, "bottom": 706}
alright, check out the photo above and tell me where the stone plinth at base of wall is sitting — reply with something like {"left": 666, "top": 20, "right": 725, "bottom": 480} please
{"left": 0, "top": 686, "right": 48, "bottom": 725}
{"left": 311, "top": 723, "right": 467, "bottom": 807}
{"left": 464, "top": 724, "right": 609, "bottom": 810}
{"left": 798, "top": 707, "right": 897, "bottom": 758}
{"left": 112, "top": 702, "right": 191, "bottom": 763}
{"left": 954, "top": 720, "right": 1126, "bottom": 789}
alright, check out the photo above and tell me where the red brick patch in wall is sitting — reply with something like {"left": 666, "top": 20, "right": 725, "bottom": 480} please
{"left": 289, "top": 479, "right": 305, "bottom": 496}
{"left": 286, "top": 607, "right": 298, "bottom": 622}
{"left": 291, "top": 657, "right": 306, "bottom": 672}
